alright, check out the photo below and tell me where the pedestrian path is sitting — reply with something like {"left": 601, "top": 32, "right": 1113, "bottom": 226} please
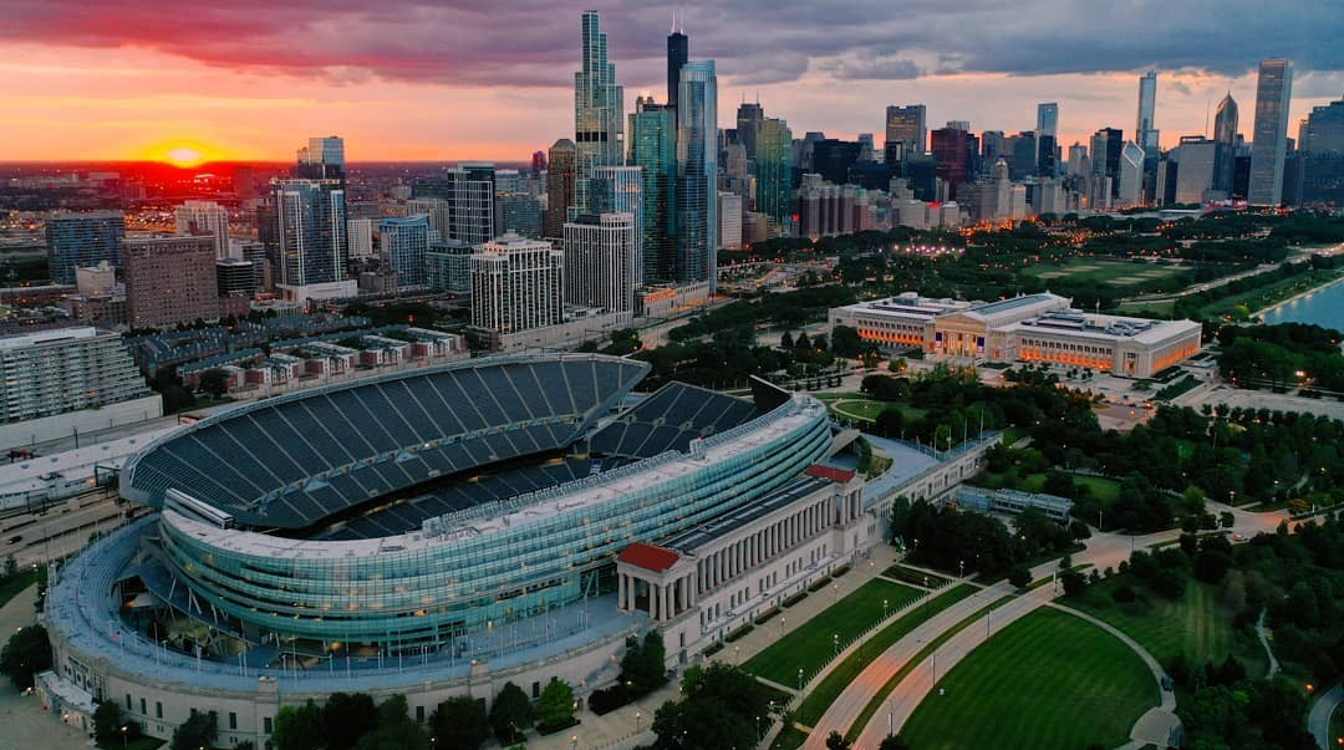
{"left": 0, "top": 584, "right": 91, "bottom": 750}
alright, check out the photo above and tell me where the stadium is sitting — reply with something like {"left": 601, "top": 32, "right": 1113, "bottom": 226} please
{"left": 39, "top": 353, "right": 993, "bottom": 747}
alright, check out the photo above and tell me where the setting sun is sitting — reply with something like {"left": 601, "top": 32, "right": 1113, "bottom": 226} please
{"left": 165, "top": 146, "right": 204, "bottom": 167}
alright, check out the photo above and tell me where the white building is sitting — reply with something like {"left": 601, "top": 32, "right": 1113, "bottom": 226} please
{"left": 470, "top": 234, "right": 565, "bottom": 337}
{"left": 829, "top": 291, "right": 1202, "bottom": 377}
{"left": 562, "top": 213, "right": 636, "bottom": 315}
{"left": 0, "top": 327, "right": 162, "bottom": 451}
{"left": 347, "top": 218, "right": 374, "bottom": 258}
{"left": 591, "top": 166, "right": 643, "bottom": 283}
{"left": 718, "top": 191, "right": 743, "bottom": 250}
{"left": 1117, "top": 141, "right": 1145, "bottom": 207}
{"left": 174, "top": 200, "right": 231, "bottom": 259}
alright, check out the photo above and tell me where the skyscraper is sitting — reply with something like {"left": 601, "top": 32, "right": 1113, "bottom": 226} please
{"left": 667, "top": 21, "right": 688, "bottom": 111}
{"left": 1213, "top": 93, "right": 1240, "bottom": 193}
{"left": 885, "top": 105, "right": 927, "bottom": 155}
{"left": 470, "top": 235, "right": 564, "bottom": 334}
{"left": 1248, "top": 59, "right": 1294, "bottom": 205}
{"left": 628, "top": 100, "right": 677, "bottom": 282}
{"left": 736, "top": 101, "right": 764, "bottom": 161}
{"left": 1090, "top": 128, "right": 1125, "bottom": 198}
{"left": 591, "top": 166, "right": 644, "bottom": 285}
{"left": 123, "top": 235, "right": 220, "bottom": 328}
{"left": 174, "top": 200, "right": 230, "bottom": 259}
{"left": 295, "top": 136, "right": 345, "bottom": 181}
{"left": 545, "top": 139, "right": 577, "bottom": 238}
{"left": 563, "top": 212, "right": 636, "bottom": 314}
{"left": 677, "top": 60, "right": 718, "bottom": 292}
{"left": 1117, "top": 141, "right": 1146, "bottom": 207}
{"left": 574, "top": 11, "right": 624, "bottom": 213}
{"left": 1036, "top": 103, "right": 1059, "bottom": 139}
{"left": 1136, "top": 72, "right": 1159, "bottom": 152}
{"left": 45, "top": 211, "right": 125, "bottom": 285}
{"left": 1214, "top": 92, "right": 1240, "bottom": 145}
{"left": 754, "top": 117, "right": 794, "bottom": 234}
{"left": 932, "top": 126, "right": 976, "bottom": 196}
{"left": 413, "top": 164, "right": 496, "bottom": 246}
{"left": 379, "top": 215, "right": 431, "bottom": 288}
{"left": 271, "top": 178, "right": 348, "bottom": 288}
{"left": 718, "top": 192, "right": 743, "bottom": 250}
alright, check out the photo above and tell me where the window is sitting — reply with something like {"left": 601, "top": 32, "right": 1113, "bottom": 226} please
{"left": 140, "top": 698, "right": 146, "bottom": 715}
{"left": 126, "top": 694, "right": 132, "bottom": 711}
{"left": 416, "top": 706, "right": 425, "bottom": 723}
{"left": 229, "top": 712, "right": 237, "bottom": 730}
{"left": 532, "top": 681, "right": 540, "bottom": 699}
{"left": 156, "top": 702, "right": 163, "bottom": 719}
{"left": 264, "top": 717, "right": 273, "bottom": 734}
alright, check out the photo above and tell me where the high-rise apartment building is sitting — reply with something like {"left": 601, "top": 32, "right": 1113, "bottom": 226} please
{"left": 271, "top": 178, "right": 349, "bottom": 288}
{"left": 1248, "top": 58, "right": 1294, "bottom": 205}
{"left": 1171, "top": 136, "right": 1220, "bottom": 204}
{"left": 628, "top": 100, "right": 677, "bottom": 283}
{"left": 676, "top": 60, "right": 719, "bottom": 292}
{"left": 426, "top": 240, "right": 473, "bottom": 294}
{"left": 413, "top": 164, "right": 496, "bottom": 245}
{"left": 574, "top": 11, "right": 625, "bottom": 212}
{"left": 123, "top": 235, "right": 220, "bottom": 328}
{"left": 1090, "top": 128, "right": 1125, "bottom": 197}
{"left": 590, "top": 166, "right": 644, "bottom": 285}
{"left": 174, "top": 200, "right": 231, "bottom": 259}
{"left": 470, "top": 235, "right": 565, "bottom": 334}
{"left": 0, "top": 327, "right": 157, "bottom": 445}
{"left": 45, "top": 211, "right": 125, "bottom": 285}
{"left": 1136, "top": 72, "right": 1159, "bottom": 152}
{"left": 885, "top": 105, "right": 927, "bottom": 155}
{"left": 545, "top": 139, "right": 577, "bottom": 238}
{"left": 216, "top": 258, "right": 257, "bottom": 300}
{"left": 495, "top": 170, "right": 544, "bottom": 238}
{"left": 347, "top": 218, "right": 375, "bottom": 258}
{"left": 379, "top": 215, "right": 431, "bottom": 288}
{"left": 931, "top": 127, "right": 976, "bottom": 197}
{"left": 563, "top": 213, "right": 636, "bottom": 314}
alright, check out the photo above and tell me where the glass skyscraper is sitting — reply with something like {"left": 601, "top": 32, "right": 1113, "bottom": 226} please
{"left": 629, "top": 100, "right": 677, "bottom": 283}
{"left": 590, "top": 166, "right": 643, "bottom": 286}
{"left": 676, "top": 60, "right": 718, "bottom": 292}
{"left": 754, "top": 117, "right": 794, "bottom": 236}
{"left": 574, "top": 11, "right": 624, "bottom": 214}
{"left": 45, "top": 211, "right": 125, "bottom": 285}
{"left": 379, "top": 215, "right": 431, "bottom": 289}
{"left": 272, "top": 179, "right": 349, "bottom": 287}
{"left": 1248, "top": 58, "right": 1294, "bottom": 206}
{"left": 1136, "top": 72, "right": 1159, "bottom": 152}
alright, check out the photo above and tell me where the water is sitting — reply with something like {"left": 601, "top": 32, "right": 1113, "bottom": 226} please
{"left": 1260, "top": 280, "right": 1344, "bottom": 332}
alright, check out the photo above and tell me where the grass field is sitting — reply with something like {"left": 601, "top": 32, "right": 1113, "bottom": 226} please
{"left": 744, "top": 578, "right": 923, "bottom": 687}
{"left": 1114, "top": 298, "right": 1178, "bottom": 316}
{"left": 1200, "top": 268, "right": 1344, "bottom": 319}
{"left": 0, "top": 569, "right": 42, "bottom": 610}
{"left": 770, "top": 726, "right": 808, "bottom": 750}
{"left": 974, "top": 470, "right": 1121, "bottom": 505}
{"left": 883, "top": 565, "right": 952, "bottom": 589}
{"left": 1071, "top": 579, "right": 1257, "bottom": 672}
{"left": 821, "top": 396, "right": 929, "bottom": 424}
{"left": 1024, "top": 258, "right": 1187, "bottom": 288}
{"left": 793, "top": 585, "right": 975, "bottom": 725}
{"left": 900, "top": 608, "right": 1159, "bottom": 750}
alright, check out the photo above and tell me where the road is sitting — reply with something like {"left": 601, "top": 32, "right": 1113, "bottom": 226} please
{"left": 0, "top": 494, "right": 133, "bottom": 567}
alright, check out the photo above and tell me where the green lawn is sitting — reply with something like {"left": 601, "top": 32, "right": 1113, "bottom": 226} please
{"left": 1071, "top": 578, "right": 1253, "bottom": 671}
{"left": 975, "top": 470, "right": 1121, "bottom": 504}
{"left": 770, "top": 725, "right": 808, "bottom": 750}
{"left": 794, "top": 585, "right": 975, "bottom": 726}
{"left": 744, "top": 578, "right": 923, "bottom": 687}
{"left": 883, "top": 565, "right": 952, "bottom": 589}
{"left": 900, "top": 608, "right": 1159, "bottom": 750}
{"left": 1024, "top": 258, "right": 1186, "bottom": 288}
{"left": 824, "top": 397, "right": 928, "bottom": 424}
{"left": 0, "top": 569, "right": 42, "bottom": 610}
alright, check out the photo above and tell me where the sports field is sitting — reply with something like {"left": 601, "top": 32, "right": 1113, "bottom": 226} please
{"left": 743, "top": 578, "right": 923, "bottom": 688}
{"left": 1025, "top": 258, "right": 1187, "bottom": 288}
{"left": 900, "top": 608, "right": 1158, "bottom": 750}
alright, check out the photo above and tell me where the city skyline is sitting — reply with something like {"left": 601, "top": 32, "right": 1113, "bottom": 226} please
{"left": 3, "top": 1, "right": 1343, "bottom": 162}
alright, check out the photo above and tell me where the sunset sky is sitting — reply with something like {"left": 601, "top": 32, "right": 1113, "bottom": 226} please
{"left": 3, "top": 0, "right": 1343, "bottom": 163}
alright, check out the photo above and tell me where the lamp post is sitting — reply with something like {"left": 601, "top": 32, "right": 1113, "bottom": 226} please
{"left": 120, "top": 725, "right": 128, "bottom": 750}
{"left": 636, "top": 711, "right": 642, "bottom": 732}
{"left": 883, "top": 598, "right": 889, "bottom": 619}
{"left": 833, "top": 633, "right": 839, "bottom": 656}
{"left": 797, "top": 668, "right": 804, "bottom": 690}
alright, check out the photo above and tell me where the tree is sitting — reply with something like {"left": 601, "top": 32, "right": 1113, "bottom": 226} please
{"left": 358, "top": 695, "right": 428, "bottom": 750}
{"left": 825, "top": 730, "right": 853, "bottom": 750}
{"left": 171, "top": 711, "right": 217, "bottom": 750}
{"left": 1060, "top": 569, "right": 1086, "bottom": 598}
{"left": 620, "top": 631, "right": 667, "bottom": 697}
{"left": 198, "top": 368, "right": 231, "bottom": 398}
{"left": 94, "top": 701, "right": 140, "bottom": 747}
{"left": 877, "top": 736, "right": 911, "bottom": 750}
{"left": 780, "top": 331, "right": 794, "bottom": 349}
{"left": 651, "top": 663, "right": 773, "bottom": 750}
{"left": 537, "top": 677, "right": 575, "bottom": 730}
{"left": 321, "top": 692, "right": 379, "bottom": 750}
{"left": 1008, "top": 565, "right": 1031, "bottom": 589}
{"left": 0, "top": 624, "right": 51, "bottom": 689}
{"left": 430, "top": 695, "right": 490, "bottom": 750}
{"left": 273, "top": 701, "right": 324, "bottom": 750}
{"left": 831, "top": 325, "right": 863, "bottom": 358}
{"left": 489, "top": 682, "right": 533, "bottom": 745}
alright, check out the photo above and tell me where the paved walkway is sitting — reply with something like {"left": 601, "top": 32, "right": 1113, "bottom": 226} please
{"left": 0, "top": 584, "right": 91, "bottom": 750}
{"left": 1309, "top": 683, "right": 1343, "bottom": 750}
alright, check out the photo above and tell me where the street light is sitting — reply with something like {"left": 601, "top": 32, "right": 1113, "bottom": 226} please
{"left": 797, "top": 668, "right": 804, "bottom": 690}
{"left": 120, "top": 725, "right": 128, "bottom": 750}
{"left": 833, "top": 633, "right": 839, "bottom": 656}
{"left": 635, "top": 711, "right": 642, "bottom": 732}
{"left": 883, "top": 598, "right": 889, "bottom": 619}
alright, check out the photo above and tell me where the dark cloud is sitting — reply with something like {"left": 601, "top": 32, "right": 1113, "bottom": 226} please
{"left": 1, "top": 0, "right": 1340, "bottom": 89}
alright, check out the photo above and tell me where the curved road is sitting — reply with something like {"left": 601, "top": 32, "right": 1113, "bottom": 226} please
{"left": 1309, "top": 684, "right": 1343, "bottom": 750}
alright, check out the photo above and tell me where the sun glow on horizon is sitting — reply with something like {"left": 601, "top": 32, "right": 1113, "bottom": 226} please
{"left": 142, "top": 140, "right": 228, "bottom": 167}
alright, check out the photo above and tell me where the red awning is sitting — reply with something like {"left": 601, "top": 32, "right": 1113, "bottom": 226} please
{"left": 617, "top": 542, "right": 681, "bottom": 572}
